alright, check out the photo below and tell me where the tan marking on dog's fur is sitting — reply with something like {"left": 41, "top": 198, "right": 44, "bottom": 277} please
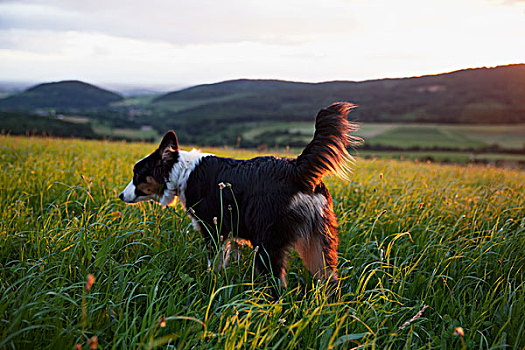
{"left": 136, "top": 176, "right": 162, "bottom": 195}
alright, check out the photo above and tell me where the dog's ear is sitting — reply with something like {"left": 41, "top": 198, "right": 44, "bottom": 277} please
{"left": 158, "top": 130, "right": 179, "bottom": 160}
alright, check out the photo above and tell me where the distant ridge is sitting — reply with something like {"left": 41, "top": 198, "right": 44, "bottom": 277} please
{"left": 0, "top": 80, "right": 124, "bottom": 109}
{"left": 153, "top": 64, "right": 525, "bottom": 124}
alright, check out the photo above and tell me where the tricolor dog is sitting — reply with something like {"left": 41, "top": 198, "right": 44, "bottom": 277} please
{"left": 120, "top": 102, "right": 360, "bottom": 295}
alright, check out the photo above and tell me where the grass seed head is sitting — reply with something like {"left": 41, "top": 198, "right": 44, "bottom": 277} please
{"left": 88, "top": 336, "right": 98, "bottom": 349}
{"left": 159, "top": 315, "right": 167, "bottom": 328}
{"left": 454, "top": 327, "right": 465, "bottom": 336}
{"left": 85, "top": 274, "right": 95, "bottom": 291}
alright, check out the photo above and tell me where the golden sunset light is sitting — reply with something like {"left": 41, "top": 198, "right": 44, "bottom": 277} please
{"left": 1, "top": 1, "right": 524, "bottom": 348}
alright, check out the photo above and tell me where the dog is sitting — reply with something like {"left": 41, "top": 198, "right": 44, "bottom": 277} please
{"left": 119, "top": 102, "right": 360, "bottom": 295}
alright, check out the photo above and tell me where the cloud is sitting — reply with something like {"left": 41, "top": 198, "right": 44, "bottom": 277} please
{"left": 500, "top": 0, "right": 525, "bottom": 4}
{"left": 0, "top": 0, "right": 523, "bottom": 85}
{"left": 0, "top": 0, "right": 360, "bottom": 46}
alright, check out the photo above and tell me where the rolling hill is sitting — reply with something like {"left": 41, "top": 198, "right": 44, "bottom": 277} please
{"left": 152, "top": 64, "right": 525, "bottom": 125}
{"left": 0, "top": 80, "right": 124, "bottom": 109}
{"left": 0, "top": 65, "right": 523, "bottom": 154}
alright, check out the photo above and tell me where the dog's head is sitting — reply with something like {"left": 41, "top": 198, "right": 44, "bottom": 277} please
{"left": 119, "top": 131, "right": 179, "bottom": 205}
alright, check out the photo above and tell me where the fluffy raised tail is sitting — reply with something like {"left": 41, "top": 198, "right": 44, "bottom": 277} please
{"left": 294, "top": 102, "right": 361, "bottom": 190}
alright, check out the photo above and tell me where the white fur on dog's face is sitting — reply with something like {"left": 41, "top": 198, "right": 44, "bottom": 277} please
{"left": 120, "top": 180, "right": 137, "bottom": 203}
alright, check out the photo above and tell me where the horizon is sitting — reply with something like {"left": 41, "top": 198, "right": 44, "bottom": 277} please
{"left": 2, "top": 62, "right": 523, "bottom": 95}
{"left": 1, "top": 0, "right": 524, "bottom": 87}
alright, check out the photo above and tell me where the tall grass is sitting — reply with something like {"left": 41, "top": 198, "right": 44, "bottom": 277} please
{"left": 0, "top": 135, "right": 523, "bottom": 349}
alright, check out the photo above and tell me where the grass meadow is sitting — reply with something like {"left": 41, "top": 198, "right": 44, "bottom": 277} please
{"left": 1, "top": 136, "right": 524, "bottom": 349}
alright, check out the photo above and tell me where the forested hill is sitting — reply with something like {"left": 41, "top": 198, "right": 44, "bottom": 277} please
{"left": 153, "top": 64, "right": 525, "bottom": 124}
{"left": 0, "top": 80, "right": 124, "bottom": 109}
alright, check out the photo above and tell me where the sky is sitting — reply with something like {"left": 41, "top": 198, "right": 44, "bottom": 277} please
{"left": 0, "top": 0, "right": 524, "bottom": 88}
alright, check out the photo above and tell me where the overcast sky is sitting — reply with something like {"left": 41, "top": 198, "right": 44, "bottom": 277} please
{"left": 0, "top": 0, "right": 524, "bottom": 87}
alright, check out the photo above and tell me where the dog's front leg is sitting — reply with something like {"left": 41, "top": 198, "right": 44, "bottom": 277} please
{"left": 252, "top": 240, "right": 290, "bottom": 298}
{"left": 204, "top": 235, "right": 233, "bottom": 271}
{"left": 214, "top": 238, "right": 232, "bottom": 271}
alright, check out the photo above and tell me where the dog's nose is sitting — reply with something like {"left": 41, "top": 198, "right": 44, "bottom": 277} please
{"left": 119, "top": 193, "right": 124, "bottom": 201}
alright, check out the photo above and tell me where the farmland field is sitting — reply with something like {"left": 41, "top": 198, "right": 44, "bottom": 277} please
{"left": 358, "top": 150, "right": 525, "bottom": 166}
{"left": 0, "top": 136, "right": 524, "bottom": 349}
{"left": 237, "top": 122, "right": 525, "bottom": 151}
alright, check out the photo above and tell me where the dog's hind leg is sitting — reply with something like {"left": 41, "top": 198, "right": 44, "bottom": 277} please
{"left": 295, "top": 227, "right": 341, "bottom": 301}
{"left": 295, "top": 232, "right": 339, "bottom": 285}
{"left": 288, "top": 190, "right": 340, "bottom": 287}
{"left": 295, "top": 205, "right": 340, "bottom": 290}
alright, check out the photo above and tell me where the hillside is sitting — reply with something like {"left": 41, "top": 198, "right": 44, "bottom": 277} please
{"left": 0, "top": 80, "right": 124, "bottom": 109}
{"left": 153, "top": 64, "right": 525, "bottom": 125}
{"left": 0, "top": 111, "right": 96, "bottom": 138}
{"left": 1, "top": 65, "right": 523, "bottom": 153}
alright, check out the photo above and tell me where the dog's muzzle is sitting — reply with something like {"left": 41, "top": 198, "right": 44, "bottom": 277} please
{"left": 120, "top": 180, "right": 137, "bottom": 203}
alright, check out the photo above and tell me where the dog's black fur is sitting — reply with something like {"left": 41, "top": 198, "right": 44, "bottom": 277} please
{"left": 120, "top": 102, "right": 360, "bottom": 295}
